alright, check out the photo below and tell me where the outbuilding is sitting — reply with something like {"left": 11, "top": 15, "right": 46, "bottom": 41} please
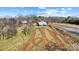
{"left": 21, "top": 20, "right": 27, "bottom": 24}
{"left": 36, "top": 21, "right": 47, "bottom": 26}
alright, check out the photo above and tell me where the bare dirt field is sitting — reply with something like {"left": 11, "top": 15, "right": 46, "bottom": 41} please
{"left": 22, "top": 24, "right": 79, "bottom": 51}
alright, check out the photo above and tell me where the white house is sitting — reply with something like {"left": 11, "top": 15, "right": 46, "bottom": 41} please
{"left": 36, "top": 21, "right": 47, "bottom": 26}
{"left": 21, "top": 20, "right": 27, "bottom": 24}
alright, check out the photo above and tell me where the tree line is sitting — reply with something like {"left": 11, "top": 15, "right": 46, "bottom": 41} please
{"left": 63, "top": 16, "right": 79, "bottom": 24}
{"left": 0, "top": 15, "right": 79, "bottom": 40}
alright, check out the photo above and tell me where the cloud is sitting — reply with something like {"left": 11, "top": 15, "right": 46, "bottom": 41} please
{"left": 38, "top": 7, "right": 46, "bottom": 9}
{"left": 0, "top": 12, "right": 18, "bottom": 17}
{"left": 0, "top": 12, "right": 8, "bottom": 16}
{"left": 67, "top": 8, "right": 72, "bottom": 10}
{"left": 59, "top": 10, "right": 67, "bottom": 14}
{"left": 24, "top": 10, "right": 27, "bottom": 13}
{"left": 42, "top": 9, "right": 58, "bottom": 16}
{"left": 37, "top": 11, "right": 42, "bottom": 14}
{"left": 30, "top": 11, "right": 34, "bottom": 12}
{"left": 2, "top": 12, "right": 8, "bottom": 15}
{"left": 0, "top": 12, "right": 9, "bottom": 17}
{"left": 61, "top": 8, "right": 65, "bottom": 10}
{"left": 24, "top": 10, "right": 34, "bottom": 13}
{"left": 37, "top": 9, "right": 67, "bottom": 17}
{"left": 43, "top": 9, "right": 58, "bottom": 15}
{"left": 45, "top": 9, "right": 67, "bottom": 14}
{"left": 45, "top": 9, "right": 58, "bottom": 13}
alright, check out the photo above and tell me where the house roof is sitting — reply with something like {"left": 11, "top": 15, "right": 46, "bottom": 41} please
{"left": 37, "top": 21, "right": 47, "bottom": 25}
{"left": 22, "top": 20, "right": 27, "bottom": 23}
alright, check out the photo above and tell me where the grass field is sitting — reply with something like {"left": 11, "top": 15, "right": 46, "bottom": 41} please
{"left": 0, "top": 23, "right": 79, "bottom": 51}
{"left": 0, "top": 26, "right": 31, "bottom": 51}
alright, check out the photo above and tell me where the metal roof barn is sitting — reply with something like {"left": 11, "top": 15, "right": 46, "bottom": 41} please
{"left": 37, "top": 21, "right": 47, "bottom": 26}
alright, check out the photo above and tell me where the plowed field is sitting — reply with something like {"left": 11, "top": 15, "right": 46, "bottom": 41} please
{"left": 22, "top": 25, "right": 79, "bottom": 51}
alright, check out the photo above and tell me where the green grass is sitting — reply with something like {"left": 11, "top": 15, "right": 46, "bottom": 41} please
{"left": 70, "top": 34, "right": 79, "bottom": 42}
{"left": 0, "top": 31, "right": 31, "bottom": 51}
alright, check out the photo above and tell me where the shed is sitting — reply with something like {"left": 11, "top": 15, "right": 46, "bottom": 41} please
{"left": 36, "top": 21, "right": 47, "bottom": 26}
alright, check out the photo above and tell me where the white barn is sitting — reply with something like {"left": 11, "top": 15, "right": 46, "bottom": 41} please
{"left": 36, "top": 21, "right": 47, "bottom": 26}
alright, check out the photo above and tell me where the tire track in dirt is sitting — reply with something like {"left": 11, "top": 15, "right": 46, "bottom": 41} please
{"left": 22, "top": 25, "right": 79, "bottom": 51}
{"left": 48, "top": 25, "right": 79, "bottom": 50}
{"left": 46, "top": 28, "right": 66, "bottom": 50}
{"left": 39, "top": 28, "right": 48, "bottom": 44}
{"left": 52, "top": 27, "right": 72, "bottom": 50}
{"left": 22, "top": 28, "right": 48, "bottom": 51}
{"left": 22, "top": 30, "right": 36, "bottom": 51}
{"left": 31, "top": 28, "right": 48, "bottom": 50}
{"left": 30, "top": 28, "right": 48, "bottom": 50}
{"left": 48, "top": 26, "right": 73, "bottom": 50}
{"left": 53, "top": 27, "right": 74, "bottom": 50}
{"left": 53, "top": 26, "right": 79, "bottom": 50}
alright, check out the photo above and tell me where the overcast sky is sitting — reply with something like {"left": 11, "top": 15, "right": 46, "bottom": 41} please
{"left": 0, "top": 7, "right": 79, "bottom": 17}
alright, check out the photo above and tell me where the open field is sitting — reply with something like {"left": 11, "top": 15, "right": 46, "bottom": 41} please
{"left": 52, "top": 23, "right": 79, "bottom": 46}
{"left": 0, "top": 7, "right": 79, "bottom": 51}
{"left": 0, "top": 23, "right": 79, "bottom": 51}
{"left": 22, "top": 23, "right": 79, "bottom": 51}
{"left": 0, "top": 22, "right": 79, "bottom": 51}
{"left": 52, "top": 23, "right": 79, "bottom": 39}
{"left": 0, "top": 26, "right": 31, "bottom": 51}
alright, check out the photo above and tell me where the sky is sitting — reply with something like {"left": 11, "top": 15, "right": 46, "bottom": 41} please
{"left": 0, "top": 7, "right": 79, "bottom": 17}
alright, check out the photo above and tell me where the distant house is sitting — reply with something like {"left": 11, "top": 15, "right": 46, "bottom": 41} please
{"left": 21, "top": 20, "right": 27, "bottom": 24}
{"left": 20, "top": 20, "right": 28, "bottom": 28}
{"left": 36, "top": 21, "right": 47, "bottom": 26}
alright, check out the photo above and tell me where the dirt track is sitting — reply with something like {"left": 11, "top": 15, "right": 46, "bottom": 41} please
{"left": 22, "top": 25, "right": 79, "bottom": 51}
